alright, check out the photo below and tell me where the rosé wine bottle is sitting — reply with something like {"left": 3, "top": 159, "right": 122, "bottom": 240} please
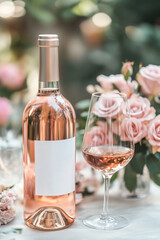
{"left": 22, "top": 34, "right": 76, "bottom": 231}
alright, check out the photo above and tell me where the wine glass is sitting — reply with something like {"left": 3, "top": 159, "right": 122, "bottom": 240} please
{"left": 82, "top": 92, "right": 134, "bottom": 230}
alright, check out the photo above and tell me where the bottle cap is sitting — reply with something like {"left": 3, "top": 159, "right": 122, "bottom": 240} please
{"left": 38, "top": 34, "right": 59, "bottom": 47}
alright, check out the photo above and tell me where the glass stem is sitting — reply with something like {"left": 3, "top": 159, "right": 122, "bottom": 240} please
{"left": 101, "top": 175, "right": 111, "bottom": 220}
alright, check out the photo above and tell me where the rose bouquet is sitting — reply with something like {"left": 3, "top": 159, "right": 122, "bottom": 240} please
{"left": 75, "top": 159, "right": 102, "bottom": 203}
{"left": 0, "top": 185, "right": 16, "bottom": 225}
{"left": 76, "top": 63, "right": 160, "bottom": 195}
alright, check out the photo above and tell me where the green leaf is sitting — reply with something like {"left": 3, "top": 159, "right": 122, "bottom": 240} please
{"left": 75, "top": 99, "right": 90, "bottom": 110}
{"left": 130, "top": 152, "right": 145, "bottom": 174}
{"left": 135, "top": 142, "right": 148, "bottom": 153}
{"left": 110, "top": 172, "right": 118, "bottom": 183}
{"left": 76, "top": 130, "right": 84, "bottom": 150}
{"left": 72, "top": 0, "right": 98, "bottom": 16}
{"left": 80, "top": 111, "right": 88, "bottom": 119}
{"left": 3, "top": 185, "right": 14, "bottom": 191}
{"left": 150, "top": 173, "right": 160, "bottom": 186}
{"left": 146, "top": 153, "right": 160, "bottom": 174}
{"left": 76, "top": 119, "right": 86, "bottom": 130}
{"left": 153, "top": 100, "right": 160, "bottom": 115}
{"left": 56, "top": 0, "right": 80, "bottom": 8}
{"left": 124, "top": 165, "right": 137, "bottom": 192}
{"left": 0, "top": 228, "right": 23, "bottom": 234}
{"left": 155, "top": 152, "right": 160, "bottom": 159}
{"left": 59, "top": 9, "right": 76, "bottom": 20}
{"left": 27, "top": 4, "right": 56, "bottom": 24}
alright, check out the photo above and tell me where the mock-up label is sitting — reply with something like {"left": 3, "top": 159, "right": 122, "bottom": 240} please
{"left": 35, "top": 137, "right": 75, "bottom": 196}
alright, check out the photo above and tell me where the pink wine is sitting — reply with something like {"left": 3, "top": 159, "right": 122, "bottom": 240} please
{"left": 83, "top": 146, "right": 134, "bottom": 175}
{"left": 23, "top": 35, "right": 76, "bottom": 231}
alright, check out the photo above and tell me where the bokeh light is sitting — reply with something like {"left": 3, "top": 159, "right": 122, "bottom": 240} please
{"left": 92, "top": 12, "right": 112, "bottom": 28}
{"left": 0, "top": 0, "right": 25, "bottom": 18}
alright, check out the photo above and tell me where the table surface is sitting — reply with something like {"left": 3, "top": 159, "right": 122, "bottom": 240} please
{"left": 1, "top": 182, "right": 160, "bottom": 240}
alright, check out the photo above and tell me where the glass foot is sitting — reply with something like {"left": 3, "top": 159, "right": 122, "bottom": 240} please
{"left": 83, "top": 214, "right": 128, "bottom": 230}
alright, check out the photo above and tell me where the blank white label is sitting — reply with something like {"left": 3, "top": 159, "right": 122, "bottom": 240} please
{"left": 35, "top": 137, "right": 75, "bottom": 196}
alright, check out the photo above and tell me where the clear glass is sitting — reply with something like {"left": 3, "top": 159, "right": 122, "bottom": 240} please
{"left": 119, "top": 166, "right": 150, "bottom": 199}
{"left": 82, "top": 92, "right": 134, "bottom": 230}
{"left": 0, "top": 129, "right": 22, "bottom": 186}
{"left": 23, "top": 85, "right": 76, "bottom": 231}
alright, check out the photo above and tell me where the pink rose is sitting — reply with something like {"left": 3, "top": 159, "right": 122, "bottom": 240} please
{"left": 92, "top": 93, "right": 123, "bottom": 118}
{"left": 0, "top": 63, "right": 25, "bottom": 90}
{"left": 123, "top": 94, "right": 155, "bottom": 123}
{"left": 127, "top": 79, "right": 138, "bottom": 92}
{"left": 121, "top": 62, "right": 133, "bottom": 78}
{"left": 3, "top": 188, "right": 16, "bottom": 201}
{"left": 0, "top": 207, "right": 16, "bottom": 225}
{"left": 84, "top": 126, "right": 106, "bottom": 146}
{"left": 121, "top": 118, "right": 147, "bottom": 143}
{"left": 112, "top": 75, "right": 132, "bottom": 97}
{"left": 97, "top": 75, "right": 113, "bottom": 90}
{"left": 0, "top": 97, "right": 12, "bottom": 126}
{"left": 137, "top": 64, "right": 160, "bottom": 95}
{"left": 0, "top": 188, "right": 16, "bottom": 225}
{"left": 86, "top": 84, "right": 96, "bottom": 94}
{"left": 97, "top": 74, "right": 132, "bottom": 97}
{"left": 75, "top": 162, "right": 87, "bottom": 172}
{"left": 84, "top": 125, "right": 112, "bottom": 146}
{"left": 148, "top": 115, "right": 160, "bottom": 153}
{"left": 0, "top": 196, "right": 13, "bottom": 210}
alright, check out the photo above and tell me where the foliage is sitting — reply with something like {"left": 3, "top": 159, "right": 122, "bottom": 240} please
{"left": 130, "top": 152, "right": 145, "bottom": 175}
{"left": 146, "top": 153, "right": 160, "bottom": 174}
{"left": 124, "top": 165, "right": 137, "bottom": 192}
{"left": 2, "top": 0, "right": 160, "bottom": 103}
{"left": 75, "top": 99, "right": 90, "bottom": 110}
{"left": 150, "top": 173, "right": 160, "bottom": 186}
{"left": 76, "top": 60, "right": 160, "bottom": 192}
{"left": 24, "top": 0, "right": 81, "bottom": 23}
{"left": 0, "top": 228, "right": 23, "bottom": 234}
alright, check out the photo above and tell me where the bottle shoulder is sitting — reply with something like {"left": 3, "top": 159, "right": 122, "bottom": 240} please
{"left": 23, "top": 93, "right": 76, "bottom": 121}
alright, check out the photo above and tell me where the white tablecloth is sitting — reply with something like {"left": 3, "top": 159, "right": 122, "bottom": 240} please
{"left": 1, "top": 182, "right": 160, "bottom": 240}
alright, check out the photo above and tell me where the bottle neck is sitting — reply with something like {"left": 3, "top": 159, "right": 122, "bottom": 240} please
{"left": 38, "top": 45, "right": 60, "bottom": 90}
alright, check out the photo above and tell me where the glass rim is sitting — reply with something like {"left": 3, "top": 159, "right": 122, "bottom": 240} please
{"left": 91, "top": 91, "right": 127, "bottom": 99}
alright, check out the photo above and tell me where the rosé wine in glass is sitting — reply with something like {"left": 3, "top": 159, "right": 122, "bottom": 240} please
{"left": 82, "top": 92, "right": 134, "bottom": 230}
{"left": 83, "top": 145, "right": 134, "bottom": 175}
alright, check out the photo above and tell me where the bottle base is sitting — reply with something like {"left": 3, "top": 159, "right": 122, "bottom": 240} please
{"left": 25, "top": 206, "right": 74, "bottom": 231}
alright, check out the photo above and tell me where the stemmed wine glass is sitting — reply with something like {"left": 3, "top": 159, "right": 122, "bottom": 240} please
{"left": 82, "top": 92, "right": 134, "bottom": 230}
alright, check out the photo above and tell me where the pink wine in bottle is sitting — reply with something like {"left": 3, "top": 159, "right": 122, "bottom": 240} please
{"left": 23, "top": 34, "right": 76, "bottom": 231}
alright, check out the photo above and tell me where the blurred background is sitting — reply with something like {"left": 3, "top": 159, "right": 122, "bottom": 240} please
{"left": 0, "top": 0, "right": 160, "bottom": 131}
{"left": 0, "top": 0, "right": 160, "bottom": 185}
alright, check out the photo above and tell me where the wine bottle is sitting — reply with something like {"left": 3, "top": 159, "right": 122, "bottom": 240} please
{"left": 22, "top": 34, "right": 76, "bottom": 231}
